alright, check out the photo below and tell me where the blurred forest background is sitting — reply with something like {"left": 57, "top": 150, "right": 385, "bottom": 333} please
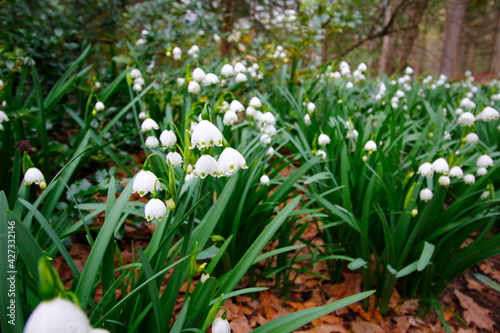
{"left": 1, "top": 0, "right": 500, "bottom": 82}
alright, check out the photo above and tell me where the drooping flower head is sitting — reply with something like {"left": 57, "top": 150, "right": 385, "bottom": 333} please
{"left": 145, "top": 136, "right": 159, "bottom": 148}
{"left": 159, "top": 130, "right": 177, "bottom": 148}
{"left": 318, "top": 134, "right": 331, "bottom": 146}
{"left": 476, "top": 154, "right": 494, "bottom": 168}
{"left": 166, "top": 152, "right": 183, "bottom": 167}
{"left": 23, "top": 167, "right": 45, "bottom": 186}
{"left": 190, "top": 120, "right": 224, "bottom": 149}
{"left": 141, "top": 118, "right": 159, "bottom": 132}
{"left": 194, "top": 155, "right": 219, "bottom": 179}
{"left": 211, "top": 317, "right": 231, "bottom": 333}
{"left": 417, "top": 162, "right": 434, "bottom": 177}
{"left": 145, "top": 198, "right": 167, "bottom": 221}
{"left": 449, "top": 166, "right": 463, "bottom": 178}
{"left": 132, "top": 170, "right": 161, "bottom": 196}
{"left": 419, "top": 188, "right": 433, "bottom": 202}
{"left": 432, "top": 158, "right": 449, "bottom": 174}
{"left": 217, "top": 147, "right": 248, "bottom": 176}
{"left": 364, "top": 140, "right": 377, "bottom": 152}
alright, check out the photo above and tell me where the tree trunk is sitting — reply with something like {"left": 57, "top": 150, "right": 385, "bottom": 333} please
{"left": 491, "top": 5, "right": 500, "bottom": 74}
{"left": 379, "top": 1, "right": 393, "bottom": 75}
{"left": 439, "top": 0, "right": 468, "bottom": 78}
{"left": 220, "top": 0, "right": 237, "bottom": 57}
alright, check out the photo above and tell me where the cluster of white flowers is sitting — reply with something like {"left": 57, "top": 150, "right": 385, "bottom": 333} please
{"left": 187, "top": 45, "right": 200, "bottom": 58}
{"left": 271, "top": 45, "right": 286, "bottom": 59}
{"left": 130, "top": 68, "right": 145, "bottom": 92}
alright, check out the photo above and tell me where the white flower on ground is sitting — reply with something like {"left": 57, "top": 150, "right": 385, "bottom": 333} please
{"left": 260, "top": 175, "right": 270, "bottom": 185}
{"left": 218, "top": 147, "right": 248, "bottom": 176}
{"left": 145, "top": 199, "right": 167, "bottom": 221}
{"left": 438, "top": 175, "right": 450, "bottom": 186}
{"left": 364, "top": 140, "right": 377, "bottom": 152}
{"left": 464, "top": 133, "right": 479, "bottom": 143}
{"left": 235, "top": 73, "right": 248, "bottom": 83}
{"left": 432, "top": 158, "right": 449, "bottom": 174}
{"left": 141, "top": 118, "right": 159, "bottom": 132}
{"left": 307, "top": 102, "right": 316, "bottom": 114}
{"left": 172, "top": 47, "right": 182, "bottom": 60}
{"left": 190, "top": 120, "right": 224, "bottom": 149}
{"left": 145, "top": 136, "right": 159, "bottom": 148}
{"left": 24, "top": 297, "right": 109, "bottom": 333}
{"left": 304, "top": 114, "right": 311, "bottom": 126}
{"left": 159, "top": 130, "right": 177, "bottom": 148}
{"left": 132, "top": 170, "right": 160, "bottom": 196}
{"left": 221, "top": 64, "right": 234, "bottom": 77}
{"left": 223, "top": 110, "right": 238, "bottom": 126}
{"left": 260, "top": 133, "right": 271, "bottom": 145}
{"left": 230, "top": 100, "right": 245, "bottom": 112}
{"left": 95, "top": 101, "right": 105, "bottom": 111}
{"left": 318, "top": 134, "right": 331, "bottom": 146}
{"left": 418, "top": 162, "right": 434, "bottom": 177}
{"left": 457, "top": 112, "right": 475, "bottom": 126}
{"left": 23, "top": 167, "right": 45, "bottom": 186}
{"left": 449, "top": 166, "right": 463, "bottom": 178}
{"left": 187, "top": 81, "right": 201, "bottom": 94}
{"left": 192, "top": 68, "right": 206, "bottom": 82}
{"left": 316, "top": 149, "right": 327, "bottom": 159}
{"left": 166, "top": 152, "right": 183, "bottom": 167}
{"left": 249, "top": 97, "right": 262, "bottom": 108}
{"left": 476, "top": 167, "right": 488, "bottom": 176}
{"left": 194, "top": 155, "right": 219, "bottom": 179}
{"left": 419, "top": 188, "right": 433, "bottom": 202}
{"left": 130, "top": 69, "right": 142, "bottom": 79}
{"left": 475, "top": 106, "right": 499, "bottom": 122}
{"left": 477, "top": 154, "right": 494, "bottom": 168}
{"left": 212, "top": 317, "right": 231, "bottom": 333}
{"left": 464, "top": 174, "right": 476, "bottom": 185}
{"left": 480, "top": 191, "right": 490, "bottom": 199}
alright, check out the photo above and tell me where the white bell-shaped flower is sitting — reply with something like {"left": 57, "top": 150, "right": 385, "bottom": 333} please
{"left": 220, "top": 64, "right": 234, "bottom": 77}
{"left": 141, "top": 118, "right": 159, "bottom": 132}
{"left": 24, "top": 297, "right": 109, "bottom": 333}
{"left": 417, "top": 162, "right": 434, "bottom": 177}
{"left": 357, "top": 62, "right": 367, "bottom": 72}
{"left": 188, "top": 81, "right": 201, "bottom": 94}
{"left": 261, "top": 112, "right": 276, "bottom": 125}
{"left": 23, "top": 167, "right": 45, "bottom": 186}
{"left": 145, "top": 136, "right": 159, "bottom": 148}
{"left": 316, "top": 149, "right": 327, "bottom": 160}
{"left": 190, "top": 120, "right": 224, "bottom": 149}
{"left": 460, "top": 98, "right": 476, "bottom": 109}
{"left": 230, "top": 100, "right": 245, "bottom": 112}
{"left": 145, "top": 198, "right": 167, "bottom": 221}
{"left": 477, "top": 154, "right": 494, "bottom": 168}
{"left": 457, "top": 112, "right": 475, "bottom": 126}
{"left": 432, "top": 158, "right": 449, "bottom": 174}
{"left": 266, "top": 146, "right": 275, "bottom": 156}
{"left": 307, "top": 102, "right": 316, "bottom": 114}
{"left": 475, "top": 106, "right": 499, "bottom": 122}
{"left": 419, "top": 188, "right": 433, "bottom": 202}
{"left": 95, "top": 101, "right": 105, "bottom": 111}
{"left": 364, "top": 140, "right": 377, "bottom": 152}
{"left": 449, "top": 166, "right": 463, "bottom": 178}
{"left": 166, "top": 152, "right": 183, "bottom": 167}
{"left": 132, "top": 170, "right": 160, "bottom": 196}
{"left": 464, "top": 174, "right": 476, "bottom": 185}
{"left": 304, "top": 114, "right": 311, "bottom": 126}
{"left": 159, "top": 130, "right": 177, "bottom": 148}
{"left": 480, "top": 191, "right": 490, "bottom": 199}
{"left": 263, "top": 125, "right": 276, "bottom": 135}
{"left": 218, "top": 147, "right": 248, "bottom": 176}
{"left": 438, "top": 175, "right": 450, "bottom": 186}
{"left": 0, "top": 110, "right": 9, "bottom": 122}
{"left": 318, "top": 134, "right": 331, "bottom": 146}
{"left": 260, "top": 175, "right": 270, "bottom": 185}
{"left": 235, "top": 73, "right": 248, "bottom": 83}
{"left": 130, "top": 69, "right": 142, "bottom": 79}
{"left": 192, "top": 68, "right": 206, "bottom": 82}
{"left": 245, "top": 106, "right": 256, "bottom": 117}
{"left": 476, "top": 167, "right": 488, "bottom": 176}
{"left": 172, "top": 47, "right": 182, "bottom": 60}
{"left": 194, "top": 155, "right": 219, "bottom": 179}
{"left": 234, "top": 62, "right": 246, "bottom": 74}
{"left": 249, "top": 97, "right": 262, "bottom": 108}
{"left": 223, "top": 111, "right": 238, "bottom": 126}
{"left": 203, "top": 73, "right": 219, "bottom": 86}
{"left": 260, "top": 133, "right": 272, "bottom": 145}
{"left": 464, "top": 133, "right": 479, "bottom": 143}
{"left": 212, "top": 317, "right": 231, "bottom": 333}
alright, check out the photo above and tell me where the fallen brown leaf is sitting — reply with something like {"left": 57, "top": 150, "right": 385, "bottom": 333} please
{"left": 455, "top": 290, "right": 495, "bottom": 331}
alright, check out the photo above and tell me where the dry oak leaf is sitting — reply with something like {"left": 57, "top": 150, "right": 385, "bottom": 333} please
{"left": 295, "top": 324, "right": 349, "bottom": 333}
{"left": 455, "top": 290, "right": 495, "bottom": 331}
{"left": 350, "top": 321, "right": 385, "bottom": 333}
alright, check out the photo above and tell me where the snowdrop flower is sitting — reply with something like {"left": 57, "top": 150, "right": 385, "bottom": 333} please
{"left": 144, "top": 199, "right": 167, "bottom": 221}
{"left": 130, "top": 69, "right": 142, "bottom": 79}
{"left": 316, "top": 149, "right": 327, "bottom": 160}
{"left": 200, "top": 273, "right": 210, "bottom": 283}
{"left": 318, "top": 134, "right": 331, "bottom": 146}
{"left": 477, "top": 154, "right": 494, "bottom": 168}
{"left": 177, "top": 78, "right": 186, "bottom": 86}
{"left": 304, "top": 114, "right": 311, "bottom": 126}
{"left": 260, "top": 133, "right": 272, "bottom": 145}
{"left": 230, "top": 100, "right": 245, "bottom": 112}
{"left": 145, "top": 136, "right": 159, "bottom": 148}
{"left": 218, "top": 147, "right": 248, "bottom": 176}
{"left": 307, "top": 102, "right": 316, "bottom": 114}
{"left": 464, "top": 133, "right": 479, "bottom": 143}
{"left": 476, "top": 167, "right": 488, "bottom": 176}
{"left": 134, "top": 77, "right": 145, "bottom": 86}
{"left": 223, "top": 110, "right": 238, "bottom": 126}
{"left": 24, "top": 297, "right": 109, "bottom": 333}
{"left": 263, "top": 124, "right": 277, "bottom": 135}
{"left": 457, "top": 112, "right": 475, "bottom": 126}
{"left": 480, "top": 191, "right": 490, "bottom": 199}
{"left": 432, "top": 158, "right": 449, "bottom": 174}
{"left": 172, "top": 47, "right": 182, "bottom": 60}
{"left": 192, "top": 68, "right": 206, "bottom": 82}
{"left": 357, "top": 63, "right": 367, "bottom": 72}
{"left": 245, "top": 106, "right": 257, "bottom": 117}
{"left": 166, "top": 152, "right": 183, "bottom": 167}
{"left": 438, "top": 175, "right": 450, "bottom": 186}
{"left": 364, "top": 140, "right": 377, "bottom": 152}
{"left": 455, "top": 108, "right": 464, "bottom": 116}
{"left": 194, "top": 155, "right": 219, "bottom": 178}
{"left": 396, "top": 90, "right": 405, "bottom": 99}
{"left": 235, "top": 73, "right": 248, "bottom": 83}
{"left": 405, "top": 66, "right": 414, "bottom": 75}
{"left": 260, "top": 174, "right": 270, "bottom": 185}
{"left": 132, "top": 170, "right": 160, "bottom": 196}
{"left": 419, "top": 188, "right": 433, "bottom": 202}
{"left": 187, "top": 45, "right": 200, "bottom": 57}
{"left": 95, "top": 101, "right": 105, "bottom": 111}
{"left": 475, "top": 106, "right": 499, "bottom": 122}
{"left": 234, "top": 62, "right": 246, "bottom": 74}
{"left": 203, "top": 73, "right": 219, "bottom": 86}
{"left": 188, "top": 81, "right": 201, "bottom": 94}
{"left": 159, "top": 130, "right": 177, "bottom": 148}
{"left": 417, "top": 162, "right": 434, "bottom": 177}
{"left": 133, "top": 83, "right": 143, "bottom": 91}
{"left": 346, "top": 129, "right": 359, "bottom": 139}
{"left": 221, "top": 64, "right": 234, "bottom": 77}
{"left": 23, "top": 167, "right": 45, "bottom": 186}
{"left": 249, "top": 97, "right": 262, "bottom": 108}
{"left": 346, "top": 82, "right": 353, "bottom": 89}
{"left": 449, "top": 166, "right": 463, "bottom": 178}
{"left": 212, "top": 317, "right": 230, "bottom": 333}
{"left": 141, "top": 118, "right": 159, "bottom": 132}
{"left": 460, "top": 97, "right": 476, "bottom": 109}
{"left": 190, "top": 120, "right": 223, "bottom": 149}
{"left": 463, "top": 174, "right": 475, "bottom": 184}
{"left": 261, "top": 112, "right": 276, "bottom": 125}
{"left": 0, "top": 110, "right": 9, "bottom": 122}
